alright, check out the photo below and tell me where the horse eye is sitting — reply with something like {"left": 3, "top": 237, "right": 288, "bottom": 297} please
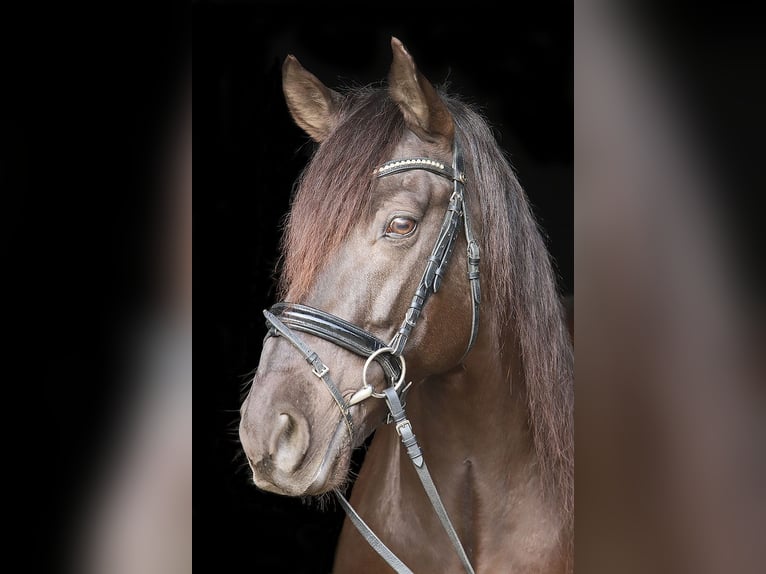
{"left": 386, "top": 216, "right": 417, "bottom": 237}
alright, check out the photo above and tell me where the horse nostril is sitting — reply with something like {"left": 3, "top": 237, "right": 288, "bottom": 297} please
{"left": 274, "top": 413, "right": 294, "bottom": 450}
{"left": 269, "top": 411, "right": 309, "bottom": 474}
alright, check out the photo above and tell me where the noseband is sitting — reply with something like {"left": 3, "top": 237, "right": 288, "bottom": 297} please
{"left": 262, "top": 135, "right": 480, "bottom": 573}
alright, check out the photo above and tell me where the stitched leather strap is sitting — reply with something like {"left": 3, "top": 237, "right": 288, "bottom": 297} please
{"left": 388, "top": 189, "right": 463, "bottom": 355}
{"left": 381, "top": 137, "right": 480, "bottom": 360}
{"left": 383, "top": 387, "right": 475, "bottom": 574}
{"left": 336, "top": 387, "right": 475, "bottom": 574}
{"left": 457, "top": 139, "right": 481, "bottom": 359}
{"left": 268, "top": 303, "right": 404, "bottom": 383}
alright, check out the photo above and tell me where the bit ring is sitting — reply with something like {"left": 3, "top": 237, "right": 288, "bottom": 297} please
{"left": 361, "top": 346, "right": 406, "bottom": 398}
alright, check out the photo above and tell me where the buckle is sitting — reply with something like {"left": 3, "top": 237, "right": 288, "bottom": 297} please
{"left": 395, "top": 419, "right": 412, "bottom": 437}
{"left": 312, "top": 363, "right": 329, "bottom": 378}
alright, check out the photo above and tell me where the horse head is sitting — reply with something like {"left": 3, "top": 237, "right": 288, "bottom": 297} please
{"left": 239, "top": 38, "right": 479, "bottom": 496}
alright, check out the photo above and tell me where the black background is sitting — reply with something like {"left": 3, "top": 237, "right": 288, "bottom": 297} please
{"left": 2, "top": 4, "right": 189, "bottom": 572}
{"left": 3, "top": 2, "right": 762, "bottom": 572}
{"left": 196, "top": 4, "right": 572, "bottom": 573}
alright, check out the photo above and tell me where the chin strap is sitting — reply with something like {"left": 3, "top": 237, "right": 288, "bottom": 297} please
{"left": 335, "top": 387, "right": 475, "bottom": 574}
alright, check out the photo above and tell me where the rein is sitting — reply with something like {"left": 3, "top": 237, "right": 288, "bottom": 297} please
{"left": 263, "top": 136, "right": 479, "bottom": 573}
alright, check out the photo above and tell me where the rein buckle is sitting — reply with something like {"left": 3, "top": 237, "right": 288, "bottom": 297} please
{"left": 395, "top": 419, "right": 412, "bottom": 437}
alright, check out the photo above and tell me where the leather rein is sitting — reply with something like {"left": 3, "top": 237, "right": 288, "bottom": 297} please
{"left": 263, "top": 136, "right": 480, "bottom": 573}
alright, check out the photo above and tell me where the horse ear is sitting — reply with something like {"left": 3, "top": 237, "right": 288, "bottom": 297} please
{"left": 282, "top": 55, "right": 341, "bottom": 142}
{"left": 388, "top": 37, "right": 454, "bottom": 145}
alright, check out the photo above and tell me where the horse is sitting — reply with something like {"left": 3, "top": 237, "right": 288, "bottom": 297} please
{"left": 239, "top": 37, "right": 573, "bottom": 573}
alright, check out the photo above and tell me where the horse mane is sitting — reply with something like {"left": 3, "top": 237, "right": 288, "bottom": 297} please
{"left": 278, "top": 87, "right": 405, "bottom": 300}
{"left": 448, "top": 99, "right": 575, "bottom": 539}
{"left": 278, "top": 84, "right": 574, "bottom": 539}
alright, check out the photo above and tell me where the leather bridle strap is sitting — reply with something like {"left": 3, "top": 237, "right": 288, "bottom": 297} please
{"left": 457, "top": 141, "right": 481, "bottom": 359}
{"left": 267, "top": 303, "right": 403, "bottom": 383}
{"left": 263, "top": 310, "right": 354, "bottom": 438}
{"left": 335, "top": 493, "right": 414, "bottom": 574}
{"left": 383, "top": 386, "right": 475, "bottom": 573}
{"left": 380, "top": 137, "right": 481, "bottom": 358}
{"left": 334, "top": 386, "right": 475, "bottom": 574}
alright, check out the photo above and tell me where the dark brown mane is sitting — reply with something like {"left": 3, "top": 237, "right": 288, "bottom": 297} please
{"left": 448, "top": 100, "right": 574, "bottom": 539}
{"left": 279, "top": 85, "right": 574, "bottom": 539}
{"left": 278, "top": 87, "right": 405, "bottom": 299}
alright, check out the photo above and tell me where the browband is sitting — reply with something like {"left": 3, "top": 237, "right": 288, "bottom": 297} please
{"left": 374, "top": 156, "right": 465, "bottom": 183}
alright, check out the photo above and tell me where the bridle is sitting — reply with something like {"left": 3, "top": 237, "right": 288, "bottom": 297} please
{"left": 262, "top": 135, "right": 480, "bottom": 573}
{"left": 264, "top": 135, "right": 480, "bottom": 433}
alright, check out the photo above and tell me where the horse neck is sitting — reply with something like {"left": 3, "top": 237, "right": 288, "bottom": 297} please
{"left": 405, "top": 320, "right": 536, "bottom": 493}
{"left": 336, "top": 319, "right": 568, "bottom": 572}
{"left": 393, "top": 319, "right": 563, "bottom": 563}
